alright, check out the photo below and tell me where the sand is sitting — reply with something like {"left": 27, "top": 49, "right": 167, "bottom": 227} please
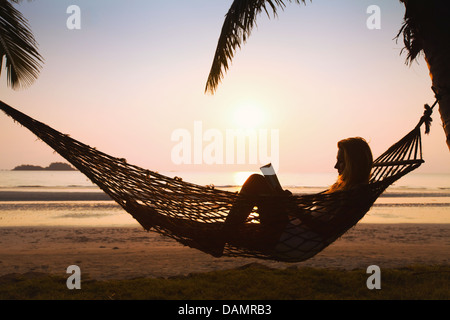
{"left": 0, "top": 224, "right": 448, "bottom": 280}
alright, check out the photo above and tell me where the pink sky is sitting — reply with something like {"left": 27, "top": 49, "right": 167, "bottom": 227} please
{"left": 1, "top": 0, "right": 449, "bottom": 174}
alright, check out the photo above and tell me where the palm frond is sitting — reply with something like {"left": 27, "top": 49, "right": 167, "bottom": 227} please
{"left": 396, "top": 0, "right": 450, "bottom": 66}
{"left": 0, "top": 0, "right": 43, "bottom": 90}
{"left": 396, "top": 0, "right": 424, "bottom": 65}
{"left": 205, "top": 0, "right": 307, "bottom": 94}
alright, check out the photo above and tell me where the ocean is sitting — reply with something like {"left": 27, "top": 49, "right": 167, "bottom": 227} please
{"left": 0, "top": 170, "right": 449, "bottom": 227}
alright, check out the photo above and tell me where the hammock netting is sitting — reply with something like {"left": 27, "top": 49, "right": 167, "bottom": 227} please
{"left": 0, "top": 100, "right": 435, "bottom": 262}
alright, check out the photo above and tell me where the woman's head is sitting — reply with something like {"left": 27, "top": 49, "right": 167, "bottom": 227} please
{"left": 329, "top": 137, "right": 373, "bottom": 192}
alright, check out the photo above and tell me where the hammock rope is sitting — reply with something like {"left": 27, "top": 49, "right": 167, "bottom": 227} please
{"left": 0, "top": 95, "right": 439, "bottom": 262}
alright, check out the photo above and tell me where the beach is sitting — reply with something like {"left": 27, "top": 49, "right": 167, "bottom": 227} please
{"left": 0, "top": 171, "right": 449, "bottom": 281}
{"left": 0, "top": 224, "right": 448, "bottom": 280}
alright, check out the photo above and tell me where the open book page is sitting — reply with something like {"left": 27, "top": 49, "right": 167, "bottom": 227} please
{"left": 260, "top": 163, "right": 283, "bottom": 192}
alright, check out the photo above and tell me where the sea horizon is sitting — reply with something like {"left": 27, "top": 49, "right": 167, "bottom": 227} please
{"left": 1, "top": 169, "right": 449, "bottom": 189}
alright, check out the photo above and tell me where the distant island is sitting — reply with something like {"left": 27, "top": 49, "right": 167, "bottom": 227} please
{"left": 12, "top": 162, "right": 77, "bottom": 171}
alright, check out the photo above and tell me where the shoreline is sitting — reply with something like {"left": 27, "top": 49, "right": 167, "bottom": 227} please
{"left": 1, "top": 189, "right": 449, "bottom": 226}
{"left": 1, "top": 188, "right": 449, "bottom": 202}
{"left": 1, "top": 188, "right": 448, "bottom": 280}
{"left": 0, "top": 190, "right": 111, "bottom": 202}
{"left": 0, "top": 224, "right": 448, "bottom": 280}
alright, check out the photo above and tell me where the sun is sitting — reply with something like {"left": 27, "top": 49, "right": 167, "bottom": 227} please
{"left": 233, "top": 171, "right": 256, "bottom": 186}
{"left": 233, "top": 102, "right": 266, "bottom": 129}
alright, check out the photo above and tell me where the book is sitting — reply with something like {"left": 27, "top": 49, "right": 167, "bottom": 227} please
{"left": 260, "top": 163, "right": 283, "bottom": 192}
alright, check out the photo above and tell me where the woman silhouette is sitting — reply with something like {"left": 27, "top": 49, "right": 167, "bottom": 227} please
{"left": 209, "top": 137, "right": 373, "bottom": 257}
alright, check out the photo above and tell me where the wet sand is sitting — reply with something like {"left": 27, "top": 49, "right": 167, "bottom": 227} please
{"left": 0, "top": 224, "right": 448, "bottom": 280}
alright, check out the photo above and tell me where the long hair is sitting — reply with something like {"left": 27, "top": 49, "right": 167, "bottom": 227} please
{"left": 328, "top": 137, "right": 373, "bottom": 193}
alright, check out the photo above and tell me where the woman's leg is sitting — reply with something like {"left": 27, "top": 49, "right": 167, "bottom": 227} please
{"left": 207, "top": 174, "right": 288, "bottom": 256}
{"left": 224, "top": 174, "right": 277, "bottom": 227}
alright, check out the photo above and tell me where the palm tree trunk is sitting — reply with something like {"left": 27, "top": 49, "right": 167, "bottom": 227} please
{"left": 426, "top": 43, "right": 450, "bottom": 151}
{"left": 399, "top": 0, "right": 450, "bottom": 150}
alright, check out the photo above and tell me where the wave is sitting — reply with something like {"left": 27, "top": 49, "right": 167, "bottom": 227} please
{"left": 379, "top": 192, "right": 450, "bottom": 198}
{"left": 0, "top": 202, "right": 121, "bottom": 211}
{"left": 373, "top": 203, "right": 450, "bottom": 208}
{"left": 13, "top": 185, "right": 96, "bottom": 188}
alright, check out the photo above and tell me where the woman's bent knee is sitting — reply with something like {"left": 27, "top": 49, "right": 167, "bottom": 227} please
{"left": 244, "top": 174, "right": 266, "bottom": 185}
{"left": 241, "top": 174, "right": 272, "bottom": 195}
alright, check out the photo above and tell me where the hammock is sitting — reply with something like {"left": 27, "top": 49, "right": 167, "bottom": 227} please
{"left": 0, "top": 98, "right": 438, "bottom": 262}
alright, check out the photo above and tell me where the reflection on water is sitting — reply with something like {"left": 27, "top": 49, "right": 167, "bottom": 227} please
{"left": 0, "top": 201, "right": 135, "bottom": 227}
{"left": 0, "top": 194, "right": 448, "bottom": 227}
{"left": 0, "top": 170, "right": 448, "bottom": 227}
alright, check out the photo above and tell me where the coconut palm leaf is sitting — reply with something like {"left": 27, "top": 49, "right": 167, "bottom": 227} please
{"left": 396, "top": 0, "right": 450, "bottom": 65}
{"left": 205, "top": 0, "right": 307, "bottom": 94}
{"left": 396, "top": 0, "right": 425, "bottom": 65}
{"left": 0, "top": 0, "right": 43, "bottom": 90}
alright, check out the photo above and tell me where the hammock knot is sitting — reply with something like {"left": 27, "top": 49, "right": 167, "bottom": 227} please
{"left": 422, "top": 103, "right": 433, "bottom": 134}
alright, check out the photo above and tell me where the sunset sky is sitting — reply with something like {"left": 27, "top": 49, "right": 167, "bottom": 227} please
{"left": 1, "top": 0, "right": 449, "bottom": 175}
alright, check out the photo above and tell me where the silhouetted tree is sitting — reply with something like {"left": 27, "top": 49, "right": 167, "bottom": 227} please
{"left": 0, "top": 0, "right": 42, "bottom": 90}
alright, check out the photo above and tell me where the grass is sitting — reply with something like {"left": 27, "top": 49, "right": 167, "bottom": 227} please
{"left": 0, "top": 264, "right": 448, "bottom": 300}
